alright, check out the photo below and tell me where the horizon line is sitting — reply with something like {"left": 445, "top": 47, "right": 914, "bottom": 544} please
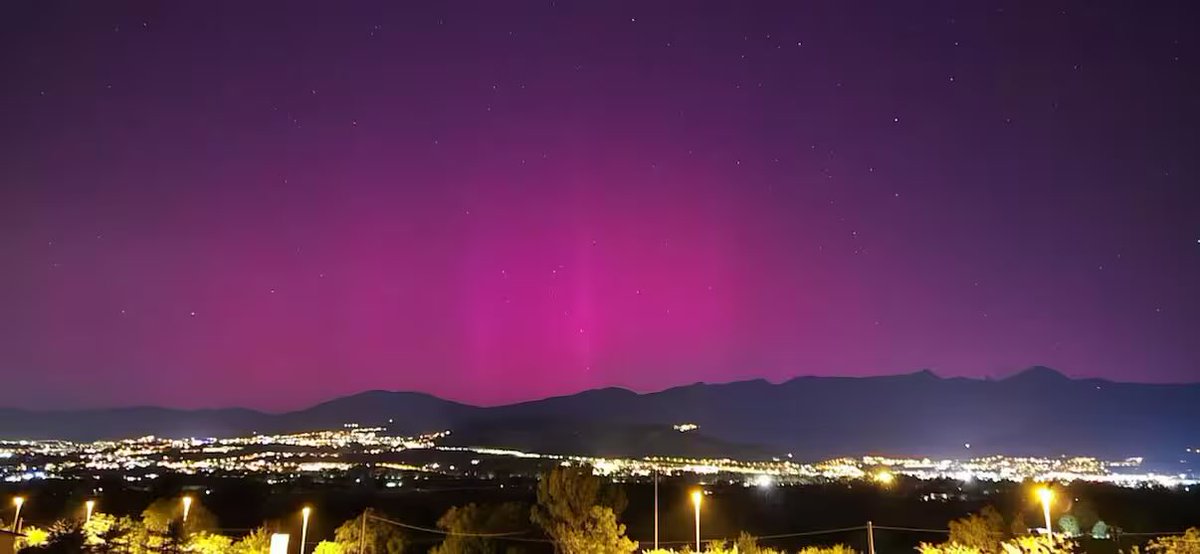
{"left": 5, "top": 365, "right": 1198, "bottom": 414}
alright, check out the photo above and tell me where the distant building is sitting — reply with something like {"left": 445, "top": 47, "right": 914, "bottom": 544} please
{"left": 0, "top": 529, "right": 21, "bottom": 554}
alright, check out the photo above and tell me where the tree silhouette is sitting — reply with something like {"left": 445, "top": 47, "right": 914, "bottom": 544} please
{"left": 948, "top": 506, "right": 1007, "bottom": 554}
{"left": 1057, "top": 515, "right": 1080, "bottom": 537}
{"left": 531, "top": 466, "right": 634, "bottom": 554}
{"left": 1146, "top": 528, "right": 1200, "bottom": 554}
{"left": 230, "top": 526, "right": 275, "bottom": 554}
{"left": 431, "top": 502, "right": 526, "bottom": 554}
{"left": 333, "top": 512, "right": 406, "bottom": 554}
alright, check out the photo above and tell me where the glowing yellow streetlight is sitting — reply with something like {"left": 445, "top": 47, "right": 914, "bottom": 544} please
{"left": 300, "top": 506, "right": 312, "bottom": 554}
{"left": 874, "top": 470, "right": 895, "bottom": 485}
{"left": 181, "top": 496, "right": 193, "bottom": 523}
{"left": 11, "top": 496, "right": 24, "bottom": 533}
{"left": 691, "top": 490, "right": 703, "bottom": 552}
{"left": 1036, "top": 487, "right": 1054, "bottom": 534}
{"left": 85, "top": 499, "right": 96, "bottom": 523}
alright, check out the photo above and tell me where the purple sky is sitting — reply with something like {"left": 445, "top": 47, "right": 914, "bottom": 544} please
{"left": 2, "top": 2, "right": 1198, "bottom": 411}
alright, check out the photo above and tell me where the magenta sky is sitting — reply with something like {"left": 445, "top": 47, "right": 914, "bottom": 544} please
{"left": 2, "top": 2, "right": 1198, "bottom": 410}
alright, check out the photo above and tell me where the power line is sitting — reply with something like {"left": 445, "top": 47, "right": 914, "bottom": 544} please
{"left": 871, "top": 526, "right": 951, "bottom": 534}
{"left": 758, "top": 526, "right": 870, "bottom": 539}
{"left": 1121, "top": 531, "right": 1196, "bottom": 536}
{"left": 367, "top": 513, "right": 538, "bottom": 539}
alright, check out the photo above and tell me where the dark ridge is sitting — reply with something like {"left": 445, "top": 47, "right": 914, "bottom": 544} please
{"left": 1002, "top": 365, "right": 1072, "bottom": 382}
{"left": 1, "top": 367, "right": 1196, "bottom": 461}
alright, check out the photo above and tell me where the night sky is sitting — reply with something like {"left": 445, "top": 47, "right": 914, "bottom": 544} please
{"left": 2, "top": 2, "right": 1198, "bottom": 411}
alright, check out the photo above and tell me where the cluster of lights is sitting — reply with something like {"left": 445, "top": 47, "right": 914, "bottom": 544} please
{"left": 0, "top": 428, "right": 446, "bottom": 482}
{"left": 2, "top": 428, "right": 1194, "bottom": 488}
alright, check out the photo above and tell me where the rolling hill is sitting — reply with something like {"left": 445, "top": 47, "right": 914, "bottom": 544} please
{"left": 2, "top": 367, "right": 1196, "bottom": 460}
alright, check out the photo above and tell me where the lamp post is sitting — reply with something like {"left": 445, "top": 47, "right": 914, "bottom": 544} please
{"left": 182, "top": 496, "right": 193, "bottom": 524}
{"left": 11, "top": 497, "right": 24, "bottom": 533}
{"left": 691, "top": 490, "right": 703, "bottom": 553}
{"left": 300, "top": 506, "right": 312, "bottom": 554}
{"left": 653, "top": 470, "right": 659, "bottom": 550}
{"left": 85, "top": 499, "right": 95, "bottom": 523}
{"left": 1037, "top": 487, "right": 1054, "bottom": 534}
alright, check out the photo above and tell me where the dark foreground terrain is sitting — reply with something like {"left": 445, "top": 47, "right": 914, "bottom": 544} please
{"left": 4, "top": 473, "right": 1199, "bottom": 553}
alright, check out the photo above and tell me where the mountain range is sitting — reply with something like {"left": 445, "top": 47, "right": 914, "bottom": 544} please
{"left": 2, "top": 367, "right": 1197, "bottom": 461}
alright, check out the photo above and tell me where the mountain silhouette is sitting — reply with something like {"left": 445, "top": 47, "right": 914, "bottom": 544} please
{"left": 1, "top": 367, "right": 1195, "bottom": 460}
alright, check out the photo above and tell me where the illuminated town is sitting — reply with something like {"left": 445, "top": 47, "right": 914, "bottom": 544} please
{"left": 2, "top": 425, "right": 1193, "bottom": 489}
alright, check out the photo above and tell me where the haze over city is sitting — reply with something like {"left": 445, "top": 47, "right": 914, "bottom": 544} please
{"left": 2, "top": 2, "right": 1197, "bottom": 413}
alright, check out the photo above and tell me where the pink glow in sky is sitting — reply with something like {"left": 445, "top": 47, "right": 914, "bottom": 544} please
{"left": 1, "top": 2, "right": 1198, "bottom": 410}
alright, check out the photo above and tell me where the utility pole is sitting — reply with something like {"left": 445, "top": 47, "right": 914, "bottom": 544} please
{"left": 653, "top": 469, "right": 659, "bottom": 550}
{"left": 867, "top": 521, "right": 876, "bottom": 554}
{"left": 359, "top": 509, "right": 369, "bottom": 553}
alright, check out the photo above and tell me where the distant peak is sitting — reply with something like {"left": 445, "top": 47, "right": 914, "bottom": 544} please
{"left": 907, "top": 369, "right": 940, "bottom": 379}
{"left": 1003, "top": 366, "right": 1071, "bottom": 382}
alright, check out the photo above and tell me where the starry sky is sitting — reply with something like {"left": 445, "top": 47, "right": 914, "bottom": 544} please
{"left": 2, "top": 2, "right": 1198, "bottom": 411}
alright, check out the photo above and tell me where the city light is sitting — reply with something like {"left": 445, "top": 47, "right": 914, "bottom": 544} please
{"left": 691, "top": 490, "right": 703, "bottom": 552}
{"left": 0, "top": 428, "right": 1192, "bottom": 490}
{"left": 182, "top": 495, "right": 193, "bottom": 523}
{"left": 85, "top": 499, "right": 95, "bottom": 523}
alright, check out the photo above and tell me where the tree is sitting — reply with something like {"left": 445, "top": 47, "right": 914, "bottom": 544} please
{"left": 726, "top": 533, "right": 787, "bottom": 554}
{"left": 93, "top": 515, "right": 139, "bottom": 553}
{"left": 1009, "top": 512, "right": 1029, "bottom": 537}
{"left": 142, "top": 520, "right": 187, "bottom": 553}
{"left": 1146, "top": 528, "right": 1200, "bottom": 554}
{"left": 141, "top": 498, "right": 217, "bottom": 536}
{"left": 1090, "top": 521, "right": 1109, "bottom": 540}
{"left": 551, "top": 506, "right": 636, "bottom": 554}
{"left": 333, "top": 512, "right": 405, "bottom": 554}
{"left": 314, "top": 542, "right": 345, "bottom": 554}
{"left": 999, "top": 535, "right": 1077, "bottom": 554}
{"left": 705, "top": 539, "right": 734, "bottom": 554}
{"left": 230, "top": 527, "right": 274, "bottom": 554}
{"left": 917, "top": 543, "right": 984, "bottom": 554}
{"left": 531, "top": 465, "right": 630, "bottom": 553}
{"left": 948, "top": 507, "right": 1007, "bottom": 554}
{"left": 19, "top": 520, "right": 85, "bottom": 554}
{"left": 186, "top": 531, "right": 235, "bottom": 554}
{"left": 83, "top": 513, "right": 119, "bottom": 548}
{"left": 16, "top": 526, "right": 50, "bottom": 550}
{"left": 735, "top": 532, "right": 765, "bottom": 554}
{"left": 796, "top": 545, "right": 857, "bottom": 554}
{"left": 1056, "top": 516, "right": 1080, "bottom": 537}
{"left": 430, "top": 502, "right": 526, "bottom": 554}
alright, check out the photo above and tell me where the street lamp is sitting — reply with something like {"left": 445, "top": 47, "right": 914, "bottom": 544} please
{"left": 691, "top": 490, "right": 703, "bottom": 553}
{"left": 85, "top": 499, "right": 96, "bottom": 523}
{"left": 300, "top": 506, "right": 312, "bottom": 554}
{"left": 182, "top": 496, "right": 193, "bottom": 524}
{"left": 11, "top": 497, "right": 24, "bottom": 533}
{"left": 1036, "top": 487, "right": 1054, "bottom": 534}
